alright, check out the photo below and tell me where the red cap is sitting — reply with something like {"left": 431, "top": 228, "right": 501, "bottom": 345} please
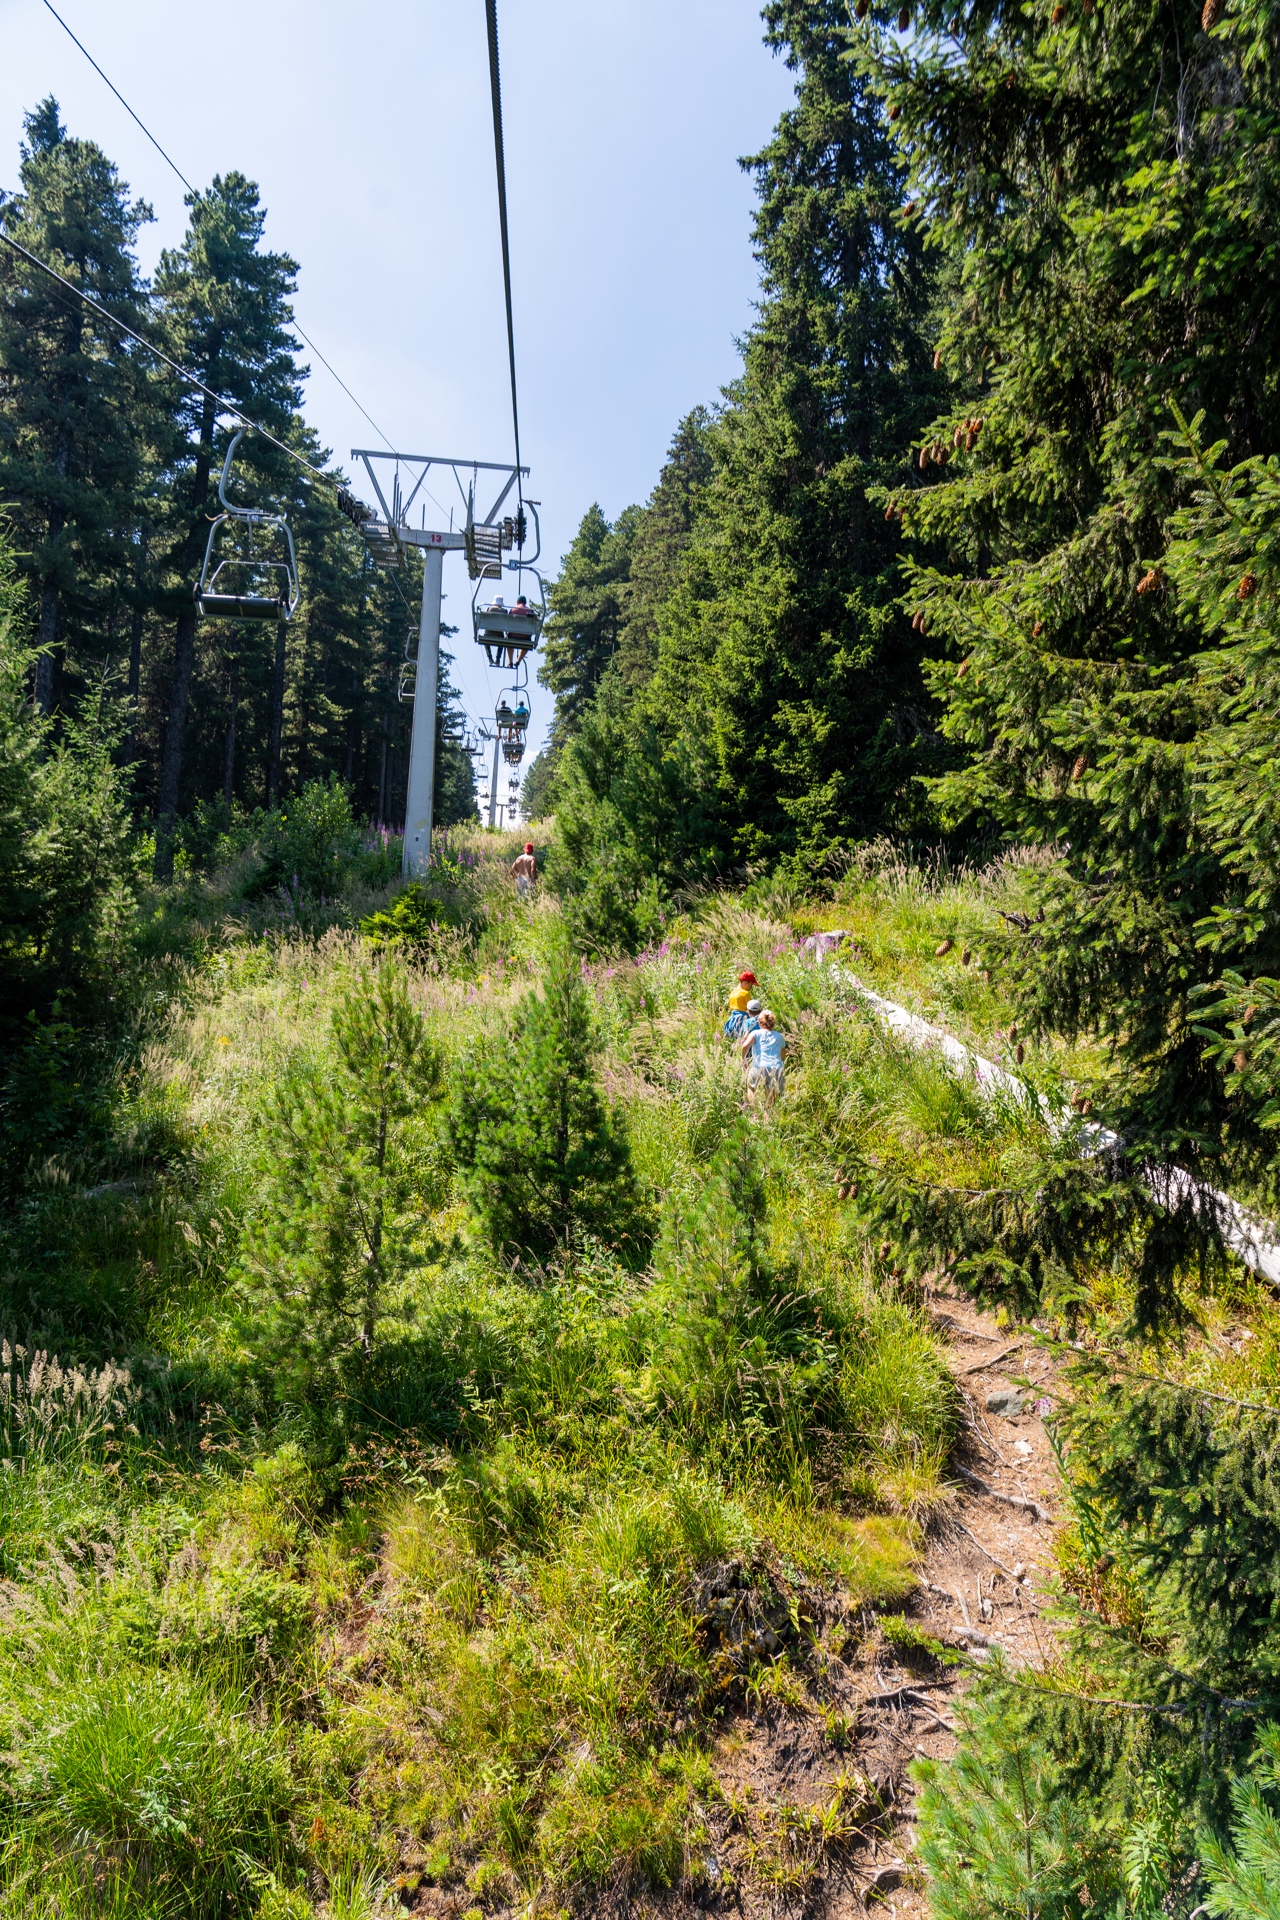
{"left": 738, "top": 971, "right": 757, "bottom": 984}
{"left": 524, "top": 842, "right": 534, "bottom": 853}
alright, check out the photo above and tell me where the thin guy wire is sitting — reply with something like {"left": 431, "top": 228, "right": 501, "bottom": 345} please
{"left": 39, "top": 0, "right": 398, "bottom": 455}
{"left": 41, "top": 0, "right": 196, "bottom": 193}
{"left": 0, "top": 227, "right": 328, "bottom": 480}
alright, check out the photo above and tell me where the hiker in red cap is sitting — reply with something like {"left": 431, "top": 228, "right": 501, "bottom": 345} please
{"left": 511, "top": 842, "right": 536, "bottom": 899}
{"left": 723, "top": 968, "right": 760, "bottom": 1042}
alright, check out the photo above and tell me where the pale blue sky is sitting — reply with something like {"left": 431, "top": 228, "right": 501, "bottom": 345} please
{"left": 0, "top": 0, "right": 796, "bottom": 771}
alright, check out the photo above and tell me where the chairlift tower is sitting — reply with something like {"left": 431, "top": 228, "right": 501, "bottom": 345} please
{"left": 339, "top": 449, "right": 530, "bottom": 876}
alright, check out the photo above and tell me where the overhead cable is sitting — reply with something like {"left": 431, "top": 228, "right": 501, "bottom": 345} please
{"left": 38, "top": 0, "right": 398, "bottom": 454}
{"left": 484, "top": 0, "right": 523, "bottom": 509}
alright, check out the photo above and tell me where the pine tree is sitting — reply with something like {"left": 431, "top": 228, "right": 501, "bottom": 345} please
{"left": 614, "top": 408, "right": 713, "bottom": 696}
{"left": 849, "top": 0, "right": 1280, "bottom": 1200}
{"left": 0, "top": 520, "right": 135, "bottom": 1058}
{"left": 239, "top": 965, "right": 441, "bottom": 1393}
{"left": 0, "top": 99, "right": 152, "bottom": 714}
{"left": 151, "top": 173, "right": 302, "bottom": 876}
{"left": 642, "top": 0, "right": 943, "bottom": 865}
{"left": 446, "top": 940, "right": 644, "bottom": 1260}
{"left": 538, "top": 503, "right": 640, "bottom": 746}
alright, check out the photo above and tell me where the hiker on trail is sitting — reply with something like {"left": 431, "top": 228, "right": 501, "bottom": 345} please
{"left": 723, "top": 970, "right": 759, "bottom": 1041}
{"left": 737, "top": 998, "right": 763, "bottom": 1062}
{"left": 741, "top": 1008, "right": 787, "bottom": 1102}
{"left": 511, "top": 842, "right": 536, "bottom": 898}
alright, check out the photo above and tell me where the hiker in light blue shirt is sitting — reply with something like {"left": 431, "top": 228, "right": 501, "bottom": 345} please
{"left": 741, "top": 1008, "right": 787, "bottom": 1102}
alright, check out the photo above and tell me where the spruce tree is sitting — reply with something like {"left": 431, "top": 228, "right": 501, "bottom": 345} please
{"left": 152, "top": 174, "right": 301, "bottom": 876}
{"left": 0, "top": 99, "right": 151, "bottom": 713}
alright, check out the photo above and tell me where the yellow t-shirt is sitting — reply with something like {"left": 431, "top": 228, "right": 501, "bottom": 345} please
{"left": 728, "top": 986, "right": 750, "bottom": 1013}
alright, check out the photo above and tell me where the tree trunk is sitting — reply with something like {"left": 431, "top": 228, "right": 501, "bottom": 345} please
{"left": 33, "top": 575, "right": 59, "bottom": 714}
{"left": 223, "top": 655, "right": 239, "bottom": 808}
{"left": 34, "top": 402, "right": 72, "bottom": 714}
{"left": 154, "top": 390, "right": 218, "bottom": 879}
{"left": 266, "top": 615, "right": 287, "bottom": 809}
{"left": 154, "top": 600, "right": 197, "bottom": 879}
{"left": 123, "top": 598, "right": 144, "bottom": 768}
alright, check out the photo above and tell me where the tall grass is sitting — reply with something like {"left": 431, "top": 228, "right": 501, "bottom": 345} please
{"left": 0, "top": 852, "right": 1018, "bottom": 1911}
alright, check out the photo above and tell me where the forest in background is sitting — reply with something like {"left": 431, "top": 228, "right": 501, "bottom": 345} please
{"left": 0, "top": 97, "right": 476, "bottom": 880}
{"left": 8, "top": 0, "right": 1280, "bottom": 1915}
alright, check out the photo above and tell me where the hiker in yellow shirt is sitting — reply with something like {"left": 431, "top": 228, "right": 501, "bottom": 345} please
{"left": 723, "top": 970, "right": 759, "bottom": 1041}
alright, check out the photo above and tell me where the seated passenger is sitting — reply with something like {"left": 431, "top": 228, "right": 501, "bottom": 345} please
{"left": 512, "top": 595, "right": 531, "bottom": 616}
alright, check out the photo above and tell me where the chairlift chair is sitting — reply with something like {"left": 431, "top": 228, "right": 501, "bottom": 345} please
{"left": 470, "top": 495, "right": 547, "bottom": 668}
{"left": 195, "top": 427, "right": 300, "bottom": 621}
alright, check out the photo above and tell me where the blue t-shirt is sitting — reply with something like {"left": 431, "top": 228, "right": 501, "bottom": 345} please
{"left": 725, "top": 1009, "right": 758, "bottom": 1040}
{"left": 748, "top": 1027, "right": 786, "bottom": 1069}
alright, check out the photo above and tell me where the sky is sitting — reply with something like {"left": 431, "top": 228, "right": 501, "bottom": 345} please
{"left": 0, "top": 0, "right": 797, "bottom": 788}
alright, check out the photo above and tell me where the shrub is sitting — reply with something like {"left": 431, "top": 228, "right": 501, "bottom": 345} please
{"left": 238, "top": 777, "right": 363, "bottom": 901}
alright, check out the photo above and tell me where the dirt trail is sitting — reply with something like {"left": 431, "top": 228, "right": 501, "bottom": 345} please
{"left": 681, "top": 1284, "right": 1066, "bottom": 1920}
{"left": 406, "top": 1289, "right": 1067, "bottom": 1920}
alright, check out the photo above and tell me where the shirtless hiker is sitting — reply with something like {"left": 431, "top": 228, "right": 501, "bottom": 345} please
{"left": 510, "top": 842, "right": 536, "bottom": 898}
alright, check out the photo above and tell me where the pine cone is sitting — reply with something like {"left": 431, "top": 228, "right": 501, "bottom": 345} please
{"left": 953, "top": 424, "right": 964, "bottom": 448}
{"left": 1245, "top": 1004, "right": 1258, "bottom": 1027}
{"left": 1051, "top": 3, "right": 1065, "bottom": 17}
{"left": 965, "top": 428, "right": 978, "bottom": 451}
{"left": 1033, "top": 620, "right": 1044, "bottom": 637}
{"left": 888, "top": 102, "right": 901, "bottom": 120}
{"left": 1234, "top": 1047, "right": 1250, "bottom": 1073}
{"left": 1054, "top": 161, "right": 1065, "bottom": 184}
{"left": 1008, "top": 1023, "right": 1018, "bottom": 1041}
{"left": 1015, "top": 1042, "right": 1026, "bottom": 1064}
{"left": 934, "top": 348, "right": 944, "bottom": 370}
{"left": 1202, "top": 0, "right": 1223, "bottom": 26}
{"left": 961, "top": 948, "right": 972, "bottom": 965}
{"left": 1238, "top": 572, "right": 1258, "bottom": 599}
{"left": 1071, "top": 755, "right": 1089, "bottom": 779}
{"left": 1136, "top": 569, "right": 1163, "bottom": 594}
{"left": 936, "top": 939, "right": 955, "bottom": 956}
{"left": 903, "top": 200, "right": 917, "bottom": 217}
{"left": 855, "top": 0, "right": 869, "bottom": 15}
{"left": 919, "top": 445, "right": 930, "bottom": 469}
{"left": 957, "top": 658, "right": 971, "bottom": 679}
{"left": 898, "top": 4, "right": 911, "bottom": 25}
{"left": 878, "top": 1242, "right": 893, "bottom": 1260}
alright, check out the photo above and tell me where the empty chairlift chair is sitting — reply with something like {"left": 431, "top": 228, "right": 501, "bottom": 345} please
{"left": 195, "top": 428, "right": 300, "bottom": 622}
